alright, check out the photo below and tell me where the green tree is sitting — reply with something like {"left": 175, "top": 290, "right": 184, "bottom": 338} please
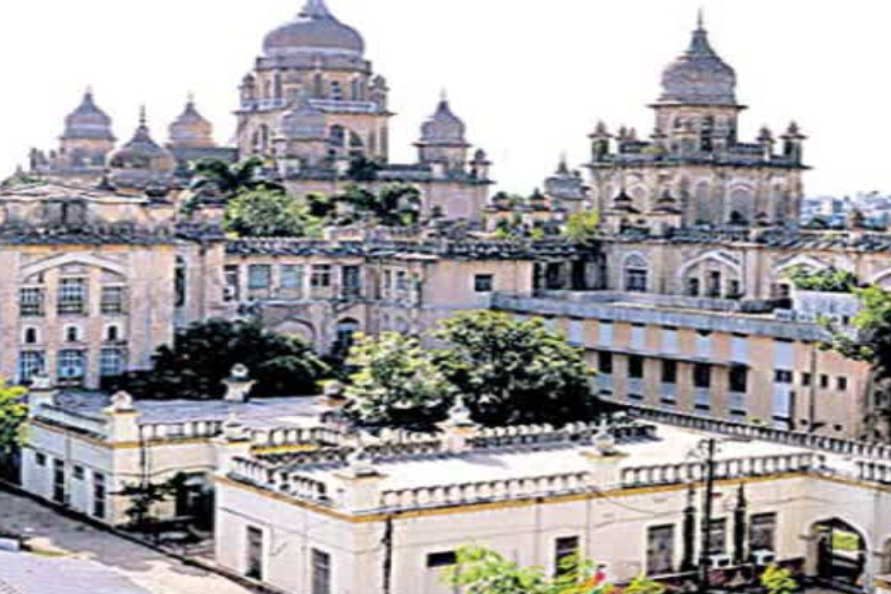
{"left": 224, "top": 188, "right": 321, "bottom": 238}
{"left": 112, "top": 319, "right": 329, "bottom": 400}
{"left": 786, "top": 265, "right": 858, "bottom": 293}
{"left": 760, "top": 564, "right": 798, "bottom": 594}
{"left": 343, "top": 333, "right": 452, "bottom": 429}
{"left": 441, "top": 546, "right": 604, "bottom": 594}
{"left": 335, "top": 182, "right": 422, "bottom": 227}
{"left": 565, "top": 210, "right": 600, "bottom": 244}
{"left": 189, "top": 157, "right": 281, "bottom": 196}
{"left": 0, "top": 378, "right": 27, "bottom": 462}
{"left": 623, "top": 575, "right": 665, "bottom": 594}
{"left": 433, "top": 312, "right": 597, "bottom": 427}
{"left": 345, "top": 155, "right": 383, "bottom": 182}
{"left": 830, "top": 286, "right": 891, "bottom": 438}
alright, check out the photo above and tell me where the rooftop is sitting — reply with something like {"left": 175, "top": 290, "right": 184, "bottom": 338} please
{"left": 0, "top": 551, "right": 151, "bottom": 594}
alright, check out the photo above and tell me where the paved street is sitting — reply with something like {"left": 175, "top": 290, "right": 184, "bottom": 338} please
{"left": 0, "top": 489, "right": 254, "bottom": 594}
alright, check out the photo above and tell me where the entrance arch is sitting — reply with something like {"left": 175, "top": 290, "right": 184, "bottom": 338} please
{"left": 808, "top": 518, "right": 868, "bottom": 588}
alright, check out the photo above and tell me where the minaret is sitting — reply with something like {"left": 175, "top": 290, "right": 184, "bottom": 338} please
{"left": 57, "top": 88, "right": 116, "bottom": 172}
{"left": 168, "top": 94, "right": 216, "bottom": 149}
{"left": 415, "top": 91, "right": 471, "bottom": 175}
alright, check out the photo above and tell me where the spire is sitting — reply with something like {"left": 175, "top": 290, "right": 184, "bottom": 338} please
{"left": 300, "top": 0, "right": 332, "bottom": 19}
{"left": 139, "top": 105, "right": 147, "bottom": 128}
{"left": 557, "top": 153, "right": 570, "bottom": 175}
{"left": 697, "top": 7, "right": 705, "bottom": 31}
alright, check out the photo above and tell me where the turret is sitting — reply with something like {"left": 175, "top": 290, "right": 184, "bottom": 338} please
{"left": 589, "top": 121, "right": 612, "bottom": 161}
{"left": 757, "top": 126, "right": 775, "bottom": 161}
{"left": 415, "top": 92, "right": 470, "bottom": 174}
{"left": 168, "top": 95, "right": 216, "bottom": 149}
{"left": 780, "top": 121, "right": 806, "bottom": 164}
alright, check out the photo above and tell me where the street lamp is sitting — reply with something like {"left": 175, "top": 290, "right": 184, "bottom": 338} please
{"left": 686, "top": 438, "right": 721, "bottom": 593}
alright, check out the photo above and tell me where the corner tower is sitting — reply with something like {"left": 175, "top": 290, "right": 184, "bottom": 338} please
{"left": 586, "top": 13, "right": 807, "bottom": 231}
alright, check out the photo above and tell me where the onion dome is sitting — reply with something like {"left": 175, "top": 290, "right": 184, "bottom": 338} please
{"left": 653, "top": 188, "right": 681, "bottom": 214}
{"left": 659, "top": 12, "right": 737, "bottom": 106}
{"left": 109, "top": 107, "right": 175, "bottom": 172}
{"left": 280, "top": 91, "right": 327, "bottom": 140}
{"left": 418, "top": 93, "right": 468, "bottom": 146}
{"left": 545, "top": 155, "right": 587, "bottom": 201}
{"left": 613, "top": 188, "right": 639, "bottom": 214}
{"left": 62, "top": 89, "right": 115, "bottom": 141}
{"left": 263, "top": 0, "right": 365, "bottom": 57}
{"left": 169, "top": 95, "right": 215, "bottom": 148}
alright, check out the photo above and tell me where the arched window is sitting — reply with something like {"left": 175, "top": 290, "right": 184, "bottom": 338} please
{"left": 687, "top": 278, "right": 700, "bottom": 297}
{"left": 329, "top": 125, "right": 346, "bottom": 150}
{"left": 65, "top": 325, "right": 80, "bottom": 343}
{"left": 334, "top": 319, "right": 360, "bottom": 355}
{"left": 23, "top": 327, "right": 38, "bottom": 344}
{"left": 106, "top": 325, "right": 120, "bottom": 343}
{"left": 624, "top": 255, "right": 649, "bottom": 293}
{"left": 274, "top": 73, "right": 283, "bottom": 100}
{"left": 351, "top": 78, "right": 360, "bottom": 101}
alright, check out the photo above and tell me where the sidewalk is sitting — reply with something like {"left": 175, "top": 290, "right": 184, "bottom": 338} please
{"left": 0, "top": 489, "right": 254, "bottom": 594}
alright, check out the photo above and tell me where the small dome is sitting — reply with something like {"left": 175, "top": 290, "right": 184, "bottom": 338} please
{"left": 418, "top": 96, "right": 468, "bottom": 146}
{"left": 280, "top": 92, "right": 327, "bottom": 140}
{"left": 63, "top": 89, "right": 115, "bottom": 141}
{"left": 109, "top": 108, "right": 175, "bottom": 172}
{"left": 169, "top": 97, "right": 215, "bottom": 148}
{"left": 263, "top": 0, "right": 365, "bottom": 57}
{"left": 659, "top": 17, "right": 737, "bottom": 106}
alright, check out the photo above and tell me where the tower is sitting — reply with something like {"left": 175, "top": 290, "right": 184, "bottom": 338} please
{"left": 57, "top": 89, "right": 116, "bottom": 172}
{"left": 415, "top": 94, "right": 471, "bottom": 176}
{"left": 235, "top": 0, "right": 391, "bottom": 164}
{"left": 108, "top": 107, "right": 176, "bottom": 189}
{"left": 168, "top": 95, "right": 216, "bottom": 149}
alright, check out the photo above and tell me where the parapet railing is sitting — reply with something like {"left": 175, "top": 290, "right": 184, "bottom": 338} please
{"left": 620, "top": 452, "right": 824, "bottom": 489}
{"left": 856, "top": 461, "right": 891, "bottom": 485}
{"left": 468, "top": 422, "right": 656, "bottom": 450}
{"left": 378, "top": 471, "right": 591, "bottom": 511}
{"left": 137, "top": 420, "right": 224, "bottom": 442}
{"left": 627, "top": 405, "right": 891, "bottom": 462}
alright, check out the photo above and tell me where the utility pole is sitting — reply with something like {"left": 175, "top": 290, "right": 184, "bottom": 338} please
{"left": 697, "top": 438, "right": 717, "bottom": 593}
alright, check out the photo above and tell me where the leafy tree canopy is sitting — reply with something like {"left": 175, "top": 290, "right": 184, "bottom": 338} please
{"left": 343, "top": 333, "right": 452, "bottom": 430}
{"left": 0, "top": 378, "right": 27, "bottom": 459}
{"left": 441, "top": 546, "right": 606, "bottom": 594}
{"left": 334, "top": 182, "right": 422, "bottom": 227}
{"left": 432, "top": 311, "right": 597, "bottom": 427}
{"left": 760, "top": 564, "right": 798, "bottom": 594}
{"left": 224, "top": 188, "right": 322, "bottom": 238}
{"left": 111, "top": 319, "right": 329, "bottom": 400}
{"left": 786, "top": 265, "right": 859, "bottom": 293}
{"left": 189, "top": 157, "right": 282, "bottom": 196}
{"left": 565, "top": 210, "right": 601, "bottom": 244}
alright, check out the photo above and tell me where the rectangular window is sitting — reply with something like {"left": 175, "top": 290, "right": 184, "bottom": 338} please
{"left": 774, "top": 370, "right": 793, "bottom": 384}
{"left": 629, "top": 355, "right": 644, "bottom": 379}
{"left": 707, "top": 518, "right": 727, "bottom": 555}
{"left": 837, "top": 376, "right": 847, "bottom": 391}
{"left": 57, "top": 349, "right": 86, "bottom": 381}
{"left": 647, "top": 524, "right": 675, "bottom": 576}
{"left": 801, "top": 372, "right": 812, "bottom": 387}
{"left": 100, "top": 348, "right": 126, "bottom": 377}
{"left": 693, "top": 363, "right": 712, "bottom": 389}
{"left": 73, "top": 465, "right": 85, "bottom": 480}
{"left": 20, "top": 288, "right": 45, "bottom": 317}
{"left": 626, "top": 269, "right": 648, "bottom": 293}
{"left": 92, "top": 473, "right": 106, "bottom": 519}
{"left": 100, "top": 286, "right": 126, "bottom": 314}
{"left": 661, "top": 360, "right": 677, "bottom": 384}
{"left": 661, "top": 328, "right": 678, "bottom": 354}
{"left": 395, "top": 270, "right": 409, "bottom": 292}
{"left": 224, "top": 265, "right": 240, "bottom": 302}
{"left": 820, "top": 374, "right": 829, "bottom": 389}
{"left": 598, "top": 352, "right": 613, "bottom": 375}
{"left": 729, "top": 366, "right": 748, "bottom": 393}
{"left": 58, "top": 278, "right": 86, "bottom": 315}
{"left": 311, "top": 549, "right": 331, "bottom": 594}
{"left": 248, "top": 265, "right": 272, "bottom": 289}
{"left": 35, "top": 452, "right": 46, "bottom": 466}
{"left": 280, "top": 264, "right": 303, "bottom": 289}
{"left": 598, "top": 321, "right": 614, "bottom": 347}
{"left": 731, "top": 335, "right": 748, "bottom": 364}
{"left": 52, "top": 459, "right": 65, "bottom": 504}
{"left": 749, "top": 513, "right": 777, "bottom": 552}
{"left": 18, "top": 351, "right": 45, "bottom": 383}
{"left": 554, "top": 536, "right": 580, "bottom": 577}
{"left": 246, "top": 526, "right": 263, "bottom": 580}
{"left": 311, "top": 265, "right": 332, "bottom": 288}
{"left": 426, "top": 551, "right": 457, "bottom": 568}
{"left": 342, "top": 266, "right": 361, "bottom": 297}
{"left": 474, "top": 274, "right": 494, "bottom": 293}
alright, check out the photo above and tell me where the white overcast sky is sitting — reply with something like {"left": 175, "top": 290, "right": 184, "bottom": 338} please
{"left": 0, "top": 0, "right": 883, "bottom": 197}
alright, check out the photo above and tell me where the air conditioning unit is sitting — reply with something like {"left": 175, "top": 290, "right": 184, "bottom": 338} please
{"left": 796, "top": 312, "right": 816, "bottom": 323}
{"left": 751, "top": 549, "right": 776, "bottom": 566}
{"left": 709, "top": 554, "right": 733, "bottom": 569}
{"left": 775, "top": 310, "right": 794, "bottom": 321}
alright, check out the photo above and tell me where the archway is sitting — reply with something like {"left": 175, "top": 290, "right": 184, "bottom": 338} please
{"left": 809, "top": 518, "right": 868, "bottom": 588}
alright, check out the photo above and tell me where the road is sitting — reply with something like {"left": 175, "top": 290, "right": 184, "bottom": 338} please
{"left": 0, "top": 489, "right": 254, "bottom": 594}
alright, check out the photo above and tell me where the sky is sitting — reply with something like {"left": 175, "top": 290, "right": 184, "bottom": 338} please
{"left": 0, "top": 0, "right": 885, "bottom": 197}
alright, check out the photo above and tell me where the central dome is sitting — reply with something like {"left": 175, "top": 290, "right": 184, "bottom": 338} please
{"left": 659, "top": 18, "right": 737, "bottom": 106}
{"left": 263, "top": 0, "right": 365, "bottom": 57}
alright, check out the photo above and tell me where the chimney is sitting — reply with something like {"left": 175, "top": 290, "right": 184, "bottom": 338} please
{"left": 223, "top": 364, "right": 255, "bottom": 403}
